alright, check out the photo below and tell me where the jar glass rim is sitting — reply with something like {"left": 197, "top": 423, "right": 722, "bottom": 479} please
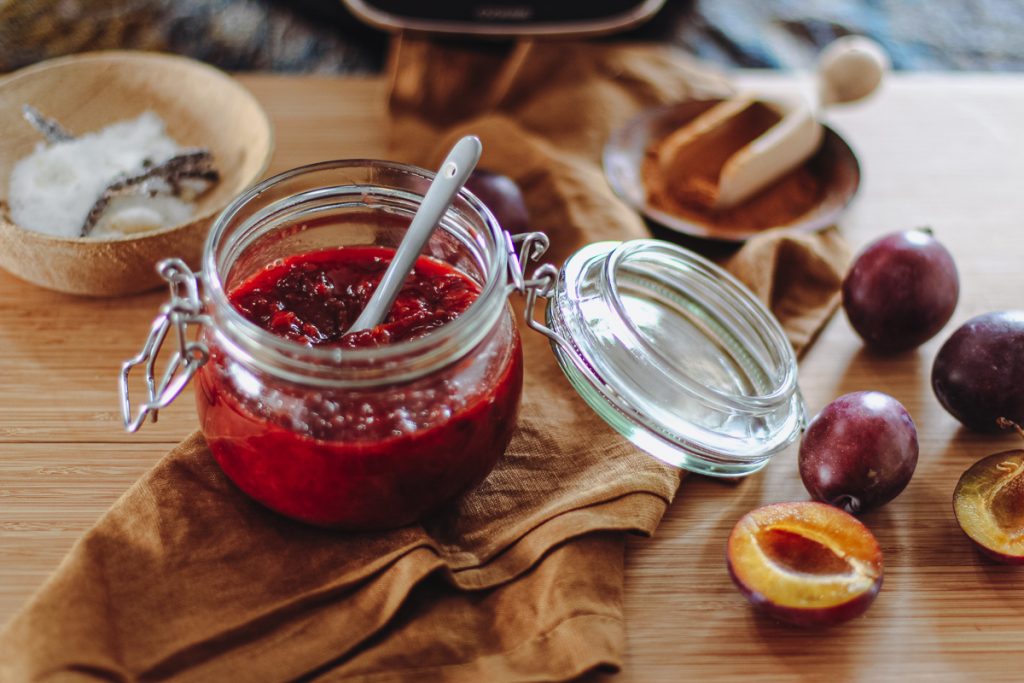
{"left": 602, "top": 240, "right": 798, "bottom": 410}
{"left": 201, "top": 158, "right": 509, "bottom": 371}
{"left": 544, "top": 239, "right": 805, "bottom": 475}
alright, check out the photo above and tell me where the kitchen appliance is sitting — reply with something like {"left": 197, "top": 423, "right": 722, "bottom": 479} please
{"left": 341, "top": 0, "right": 666, "bottom": 37}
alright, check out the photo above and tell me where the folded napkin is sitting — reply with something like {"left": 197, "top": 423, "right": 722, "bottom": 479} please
{"left": 0, "top": 38, "right": 849, "bottom": 682}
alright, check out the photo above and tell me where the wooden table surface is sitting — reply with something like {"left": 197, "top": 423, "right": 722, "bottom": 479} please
{"left": 3, "top": 71, "right": 1024, "bottom": 681}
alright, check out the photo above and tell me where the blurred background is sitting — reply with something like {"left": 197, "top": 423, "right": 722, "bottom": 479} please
{"left": 2, "top": 0, "right": 1023, "bottom": 74}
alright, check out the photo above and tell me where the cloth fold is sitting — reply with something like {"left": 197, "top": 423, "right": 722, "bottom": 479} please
{"left": 0, "top": 37, "right": 849, "bottom": 682}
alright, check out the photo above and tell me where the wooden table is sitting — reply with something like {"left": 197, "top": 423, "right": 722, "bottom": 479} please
{"left": 3, "top": 72, "right": 1024, "bottom": 681}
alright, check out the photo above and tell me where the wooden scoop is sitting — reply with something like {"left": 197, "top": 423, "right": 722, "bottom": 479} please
{"left": 657, "top": 36, "right": 889, "bottom": 211}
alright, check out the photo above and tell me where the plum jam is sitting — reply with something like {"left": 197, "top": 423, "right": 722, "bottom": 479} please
{"left": 196, "top": 245, "right": 523, "bottom": 529}
{"left": 125, "top": 159, "right": 532, "bottom": 531}
{"left": 229, "top": 246, "right": 483, "bottom": 352}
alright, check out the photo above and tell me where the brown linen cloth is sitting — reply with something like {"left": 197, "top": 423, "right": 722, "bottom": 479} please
{"left": 0, "top": 39, "right": 850, "bottom": 682}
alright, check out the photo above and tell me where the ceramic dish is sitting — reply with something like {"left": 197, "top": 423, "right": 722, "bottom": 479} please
{"left": 0, "top": 51, "right": 274, "bottom": 296}
{"left": 604, "top": 100, "right": 860, "bottom": 243}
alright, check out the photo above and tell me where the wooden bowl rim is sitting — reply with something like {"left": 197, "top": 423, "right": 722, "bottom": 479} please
{"left": 0, "top": 49, "right": 275, "bottom": 246}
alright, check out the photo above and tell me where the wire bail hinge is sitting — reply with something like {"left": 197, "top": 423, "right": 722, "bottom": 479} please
{"left": 506, "top": 231, "right": 570, "bottom": 350}
{"left": 119, "top": 258, "right": 211, "bottom": 432}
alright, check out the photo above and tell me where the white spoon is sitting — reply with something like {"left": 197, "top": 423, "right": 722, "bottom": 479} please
{"left": 347, "top": 135, "right": 483, "bottom": 333}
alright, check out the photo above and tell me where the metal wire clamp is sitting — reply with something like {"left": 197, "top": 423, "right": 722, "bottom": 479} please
{"left": 119, "top": 258, "right": 210, "bottom": 432}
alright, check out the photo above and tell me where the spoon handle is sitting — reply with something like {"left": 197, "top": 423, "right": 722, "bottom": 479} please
{"left": 348, "top": 135, "right": 483, "bottom": 333}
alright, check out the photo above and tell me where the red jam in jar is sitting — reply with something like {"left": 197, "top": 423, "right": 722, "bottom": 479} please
{"left": 196, "top": 245, "right": 523, "bottom": 529}
{"left": 230, "top": 246, "right": 482, "bottom": 350}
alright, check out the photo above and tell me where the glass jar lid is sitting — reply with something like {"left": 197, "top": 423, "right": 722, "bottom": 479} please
{"left": 542, "top": 239, "right": 805, "bottom": 477}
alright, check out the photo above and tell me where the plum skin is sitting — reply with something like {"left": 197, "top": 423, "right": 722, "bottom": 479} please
{"left": 727, "top": 558, "right": 882, "bottom": 628}
{"left": 932, "top": 311, "right": 1024, "bottom": 432}
{"left": 799, "top": 391, "right": 919, "bottom": 513}
{"left": 464, "top": 169, "right": 530, "bottom": 235}
{"left": 972, "top": 545, "right": 1024, "bottom": 565}
{"left": 842, "top": 229, "right": 959, "bottom": 352}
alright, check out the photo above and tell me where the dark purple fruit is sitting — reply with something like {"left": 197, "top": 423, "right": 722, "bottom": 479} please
{"left": 464, "top": 169, "right": 530, "bottom": 235}
{"left": 799, "top": 391, "right": 919, "bottom": 513}
{"left": 932, "top": 311, "right": 1024, "bottom": 431}
{"left": 842, "top": 229, "right": 959, "bottom": 352}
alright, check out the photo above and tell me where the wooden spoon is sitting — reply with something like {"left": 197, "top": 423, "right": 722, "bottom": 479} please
{"left": 657, "top": 36, "right": 888, "bottom": 211}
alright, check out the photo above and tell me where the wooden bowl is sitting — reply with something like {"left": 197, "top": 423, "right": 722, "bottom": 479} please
{"left": 0, "top": 51, "right": 273, "bottom": 296}
{"left": 604, "top": 100, "right": 861, "bottom": 243}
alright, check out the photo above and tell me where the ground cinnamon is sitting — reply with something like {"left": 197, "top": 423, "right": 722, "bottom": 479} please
{"left": 643, "top": 112, "right": 825, "bottom": 235}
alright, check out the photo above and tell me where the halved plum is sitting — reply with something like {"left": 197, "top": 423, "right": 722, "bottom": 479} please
{"left": 953, "top": 446, "right": 1024, "bottom": 564}
{"left": 727, "top": 502, "right": 884, "bottom": 627}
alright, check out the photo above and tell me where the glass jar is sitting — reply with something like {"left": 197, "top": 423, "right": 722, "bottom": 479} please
{"left": 125, "top": 160, "right": 523, "bottom": 529}
{"left": 122, "top": 158, "right": 806, "bottom": 531}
